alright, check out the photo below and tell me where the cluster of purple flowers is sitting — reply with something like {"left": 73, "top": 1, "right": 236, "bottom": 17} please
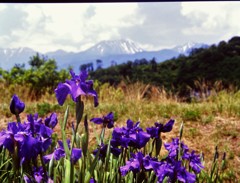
{"left": 119, "top": 137, "right": 204, "bottom": 183}
{"left": 1, "top": 95, "right": 55, "bottom": 182}
{"left": 111, "top": 119, "right": 151, "bottom": 149}
{"left": 0, "top": 94, "right": 83, "bottom": 182}
{"left": 0, "top": 111, "right": 57, "bottom": 165}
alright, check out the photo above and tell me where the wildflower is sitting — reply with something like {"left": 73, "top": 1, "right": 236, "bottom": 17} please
{"left": 120, "top": 152, "right": 161, "bottom": 176}
{"left": 154, "top": 162, "right": 174, "bottom": 182}
{"left": 0, "top": 112, "right": 57, "bottom": 165}
{"left": 174, "top": 161, "right": 196, "bottom": 183}
{"left": 0, "top": 122, "right": 23, "bottom": 153}
{"left": 27, "top": 114, "right": 53, "bottom": 153}
{"left": 33, "top": 166, "right": 45, "bottom": 183}
{"left": 142, "top": 155, "right": 161, "bottom": 171}
{"left": 14, "top": 132, "right": 41, "bottom": 164}
{"left": 146, "top": 119, "right": 174, "bottom": 139}
{"left": 90, "top": 112, "right": 114, "bottom": 128}
{"left": 44, "top": 112, "right": 58, "bottom": 129}
{"left": 90, "top": 178, "right": 96, "bottom": 183}
{"left": 164, "top": 138, "right": 188, "bottom": 159}
{"left": 43, "top": 139, "right": 82, "bottom": 164}
{"left": 111, "top": 119, "right": 150, "bottom": 149}
{"left": 23, "top": 167, "right": 50, "bottom": 183}
{"left": 183, "top": 150, "right": 204, "bottom": 174}
{"left": 92, "top": 142, "right": 121, "bottom": 159}
{"left": 120, "top": 152, "right": 144, "bottom": 176}
{"left": 55, "top": 70, "right": 98, "bottom": 107}
{"left": 10, "top": 94, "right": 25, "bottom": 115}
{"left": 0, "top": 121, "right": 42, "bottom": 164}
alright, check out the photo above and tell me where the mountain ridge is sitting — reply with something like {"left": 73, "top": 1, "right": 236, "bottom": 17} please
{"left": 0, "top": 39, "right": 208, "bottom": 71}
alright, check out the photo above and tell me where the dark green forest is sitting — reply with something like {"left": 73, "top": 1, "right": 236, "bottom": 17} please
{"left": 89, "top": 36, "right": 240, "bottom": 96}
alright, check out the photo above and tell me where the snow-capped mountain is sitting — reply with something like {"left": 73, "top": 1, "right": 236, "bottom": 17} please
{"left": 173, "top": 42, "right": 209, "bottom": 55}
{"left": 0, "top": 47, "right": 36, "bottom": 69}
{"left": 0, "top": 39, "right": 208, "bottom": 72}
{"left": 85, "top": 39, "right": 144, "bottom": 56}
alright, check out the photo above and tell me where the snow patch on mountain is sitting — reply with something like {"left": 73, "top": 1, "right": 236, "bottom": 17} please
{"left": 85, "top": 39, "right": 144, "bottom": 56}
{"left": 173, "top": 42, "right": 209, "bottom": 55}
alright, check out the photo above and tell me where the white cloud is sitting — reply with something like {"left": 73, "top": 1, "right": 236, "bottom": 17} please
{"left": 0, "top": 3, "right": 139, "bottom": 53}
{"left": 181, "top": 2, "right": 240, "bottom": 44}
{"left": 0, "top": 2, "right": 239, "bottom": 53}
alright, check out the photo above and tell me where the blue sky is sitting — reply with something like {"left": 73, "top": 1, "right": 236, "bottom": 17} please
{"left": 0, "top": 2, "right": 239, "bottom": 53}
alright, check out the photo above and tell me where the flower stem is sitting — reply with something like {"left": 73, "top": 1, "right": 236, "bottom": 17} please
{"left": 16, "top": 113, "right": 21, "bottom": 123}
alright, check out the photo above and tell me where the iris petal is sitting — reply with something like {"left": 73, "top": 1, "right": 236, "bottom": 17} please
{"left": 71, "top": 148, "right": 82, "bottom": 164}
{"left": 55, "top": 83, "right": 71, "bottom": 106}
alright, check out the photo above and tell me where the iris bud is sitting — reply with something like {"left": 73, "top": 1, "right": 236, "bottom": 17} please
{"left": 10, "top": 94, "right": 25, "bottom": 115}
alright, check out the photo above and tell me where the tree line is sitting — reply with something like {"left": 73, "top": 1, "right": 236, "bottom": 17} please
{"left": 1, "top": 36, "right": 240, "bottom": 98}
{"left": 89, "top": 36, "right": 240, "bottom": 96}
{"left": 0, "top": 53, "right": 70, "bottom": 97}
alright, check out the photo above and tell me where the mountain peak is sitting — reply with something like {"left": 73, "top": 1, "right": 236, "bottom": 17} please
{"left": 173, "top": 42, "right": 209, "bottom": 55}
{"left": 86, "top": 39, "right": 144, "bottom": 56}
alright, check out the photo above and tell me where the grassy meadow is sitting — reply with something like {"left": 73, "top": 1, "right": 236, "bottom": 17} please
{"left": 0, "top": 81, "right": 239, "bottom": 181}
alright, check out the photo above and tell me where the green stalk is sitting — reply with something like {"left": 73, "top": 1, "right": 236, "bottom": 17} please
{"left": 16, "top": 113, "right": 21, "bottom": 123}
{"left": 100, "top": 127, "right": 105, "bottom": 145}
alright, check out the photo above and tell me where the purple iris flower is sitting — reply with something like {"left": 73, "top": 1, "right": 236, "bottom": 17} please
{"left": 111, "top": 119, "right": 150, "bottom": 149}
{"left": 142, "top": 155, "right": 161, "bottom": 171}
{"left": 55, "top": 70, "right": 98, "bottom": 107}
{"left": 0, "top": 122, "right": 41, "bottom": 164}
{"left": 44, "top": 113, "right": 58, "bottom": 129}
{"left": 14, "top": 132, "right": 42, "bottom": 164}
{"left": 90, "top": 112, "right": 114, "bottom": 128}
{"left": 33, "top": 166, "right": 45, "bottom": 183}
{"left": 90, "top": 178, "right": 96, "bottom": 183}
{"left": 164, "top": 138, "right": 188, "bottom": 159}
{"left": 0, "top": 112, "right": 56, "bottom": 165}
{"left": 161, "top": 138, "right": 203, "bottom": 181}
{"left": 0, "top": 122, "right": 23, "bottom": 153}
{"left": 23, "top": 166, "right": 49, "bottom": 183}
{"left": 120, "top": 152, "right": 144, "bottom": 176}
{"left": 146, "top": 119, "right": 175, "bottom": 139}
{"left": 43, "top": 139, "right": 82, "bottom": 164}
{"left": 120, "top": 152, "right": 162, "bottom": 176}
{"left": 174, "top": 161, "right": 196, "bottom": 183}
{"left": 26, "top": 114, "right": 53, "bottom": 153}
{"left": 183, "top": 150, "right": 204, "bottom": 174}
{"left": 155, "top": 162, "right": 174, "bottom": 182}
{"left": 10, "top": 94, "right": 25, "bottom": 115}
{"left": 71, "top": 148, "right": 82, "bottom": 164}
{"left": 92, "top": 142, "right": 121, "bottom": 159}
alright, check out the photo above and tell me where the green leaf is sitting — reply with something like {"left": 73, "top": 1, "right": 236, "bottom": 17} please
{"left": 84, "top": 171, "right": 91, "bottom": 183}
{"left": 61, "top": 106, "right": 69, "bottom": 131}
{"left": 82, "top": 115, "right": 89, "bottom": 157}
{"left": 64, "top": 158, "right": 72, "bottom": 183}
{"left": 89, "top": 148, "right": 100, "bottom": 175}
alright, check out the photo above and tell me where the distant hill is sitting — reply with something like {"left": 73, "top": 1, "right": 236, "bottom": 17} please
{"left": 0, "top": 39, "right": 208, "bottom": 72}
{"left": 89, "top": 36, "right": 240, "bottom": 96}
